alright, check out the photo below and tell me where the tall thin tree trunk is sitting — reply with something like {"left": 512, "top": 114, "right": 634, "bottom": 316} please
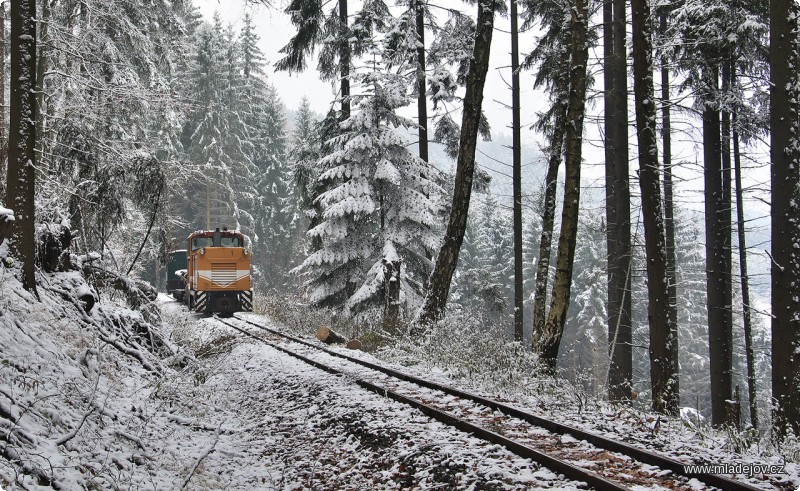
{"left": 731, "top": 66, "right": 758, "bottom": 429}
{"left": 35, "top": 0, "right": 51, "bottom": 172}
{"left": 533, "top": 0, "right": 590, "bottom": 370}
{"left": 769, "top": 0, "right": 800, "bottom": 436}
{"left": 417, "top": 0, "right": 496, "bottom": 325}
{"left": 0, "top": 2, "right": 6, "bottom": 202}
{"left": 415, "top": 0, "right": 428, "bottom": 164}
{"left": 659, "top": 10, "right": 679, "bottom": 404}
{"left": 339, "top": 0, "right": 350, "bottom": 121}
{"left": 631, "top": 0, "right": 677, "bottom": 415}
{"left": 721, "top": 61, "right": 735, "bottom": 426}
{"left": 511, "top": 0, "right": 523, "bottom": 342}
{"left": 414, "top": 0, "right": 433, "bottom": 262}
{"left": 705, "top": 66, "right": 732, "bottom": 426}
{"left": 605, "top": 0, "right": 633, "bottom": 403}
{"left": 531, "top": 81, "right": 566, "bottom": 347}
{"left": 7, "top": 0, "right": 38, "bottom": 292}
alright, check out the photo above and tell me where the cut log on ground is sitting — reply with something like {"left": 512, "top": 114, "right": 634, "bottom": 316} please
{"left": 316, "top": 326, "right": 347, "bottom": 344}
{"left": 346, "top": 339, "right": 362, "bottom": 350}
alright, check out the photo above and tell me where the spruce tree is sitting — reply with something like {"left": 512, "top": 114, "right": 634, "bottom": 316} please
{"left": 296, "top": 67, "right": 440, "bottom": 319}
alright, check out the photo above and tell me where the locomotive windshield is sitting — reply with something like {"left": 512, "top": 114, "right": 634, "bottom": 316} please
{"left": 191, "top": 235, "right": 243, "bottom": 250}
{"left": 192, "top": 237, "right": 213, "bottom": 250}
{"left": 220, "top": 236, "right": 242, "bottom": 247}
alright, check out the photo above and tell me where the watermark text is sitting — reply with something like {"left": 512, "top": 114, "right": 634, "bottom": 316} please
{"left": 684, "top": 462, "right": 785, "bottom": 476}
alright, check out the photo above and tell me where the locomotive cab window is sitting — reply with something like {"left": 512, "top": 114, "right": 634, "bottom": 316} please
{"left": 220, "top": 236, "right": 242, "bottom": 247}
{"left": 192, "top": 237, "right": 213, "bottom": 250}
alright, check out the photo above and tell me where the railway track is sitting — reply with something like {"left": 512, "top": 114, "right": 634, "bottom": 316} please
{"left": 216, "top": 314, "right": 768, "bottom": 491}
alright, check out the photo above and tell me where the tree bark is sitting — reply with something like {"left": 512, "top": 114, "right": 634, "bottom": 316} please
{"left": 732, "top": 77, "right": 758, "bottom": 429}
{"left": 35, "top": 0, "right": 52, "bottom": 172}
{"left": 383, "top": 256, "right": 401, "bottom": 331}
{"left": 533, "top": 0, "right": 590, "bottom": 371}
{"left": 416, "top": 0, "right": 496, "bottom": 326}
{"left": 7, "top": 0, "right": 38, "bottom": 292}
{"left": 415, "top": 0, "right": 428, "bottom": 165}
{"left": 511, "top": 0, "right": 523, "bottom": 342}
{"left": 531, "top": 78, "right": 566, "bottom": 348}
{"left": 704, "top": 66, "right": 732, "bottom": 426}
{"left": 721, "top": 61, "right": 735, "bottom": 426}
{"left": 339, "top": 0, "right": 350, "bottom": 121}
{"left": 0, "top": 2, "right": 6, "bottom": 202}
{"left": 659, "top": 9, "right": 679, "bottom": 408}
{"left": 769, "top": 0, "right": 800, "bottom": 436}
{"left": 631, "top": 0, "right": 678, "bottom": 415}
{"left": 605, "top": 0, "right": 633, "bottom": 403}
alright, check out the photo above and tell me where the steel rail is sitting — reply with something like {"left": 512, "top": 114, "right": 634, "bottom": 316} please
{"left": 231, "top": 314, "right": 764, "bottom": 491}
{"left": 217, "top": 316, "right": 631, "bottom": 491}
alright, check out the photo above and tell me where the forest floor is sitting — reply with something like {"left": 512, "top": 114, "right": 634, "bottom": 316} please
{"left": 0, "top": 264, "right": 798, "bottom": 490}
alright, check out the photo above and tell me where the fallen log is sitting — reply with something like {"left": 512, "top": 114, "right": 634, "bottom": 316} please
{"left": 316, "top": 326, "right": 347, "bottom": 344}
{"left": 346, "top": 339, "right": 362, "bottom": 350}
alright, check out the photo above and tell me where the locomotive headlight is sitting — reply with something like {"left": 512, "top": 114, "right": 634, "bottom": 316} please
{"left": 200, "top": 249, "right": 205, "bottom": 255}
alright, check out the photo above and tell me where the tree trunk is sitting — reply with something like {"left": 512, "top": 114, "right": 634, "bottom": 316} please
{"left": 416, "top": 0, "right": 496, "bottom": 326}
{"left": 339, "top": 0, "right": 350, "bottom": 121}
{"left": 35, "top": 0, "right": 52, "bottom": 173}
{"left": 631, "top": 0, "right": 677, "bottom": 415}
{"left": 721, "top": 61, "right": 735, "bottom": 426}
{"left": 731, "top": 71, "right": 758, "bottom": 429}
{"left": 7, "top": 0, "right": 38, "bottom": 292}
{"left": 0, "top": 2, "right": 6, "bottom": 203}
{"left": 704, "top": 66, "right": 732, "bottom": 426}
{"left": 531, "top": 77, "right": 566, "bottom": 348}
{"left": 769, "top": 0, "right": 800, "bottom": 436}
{"left": 533, "top": 0, "right": 590, "bottom": 371}
{"left": 415, "top": 0, "right": 428, "bottom": 165}
{"left": 605, "top": 0, "right": 633, "bottom": 403}
{"left": 510, "top": 0, "right": 523, "bottom": 342}
{"left": 383, "top": 256, "right": 401, "bottom": 332}
{"left": 659, "top": 9, "right": 679, "bottom": 407}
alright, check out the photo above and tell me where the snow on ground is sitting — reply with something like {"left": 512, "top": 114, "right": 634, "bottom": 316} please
{"left": 0, "top": 265, "right": 582, "bottom": 489}
{"left": 2, "top": 262, "right": 799, "bottom": 490}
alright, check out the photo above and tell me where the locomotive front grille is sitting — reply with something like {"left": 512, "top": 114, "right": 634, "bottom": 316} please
{"left": 210, "top": 263, "right": 237, "bottom": 286}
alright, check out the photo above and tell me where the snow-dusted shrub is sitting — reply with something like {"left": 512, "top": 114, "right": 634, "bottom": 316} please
{"left": 379, "top": 313, "right": 556, "bottom": 395}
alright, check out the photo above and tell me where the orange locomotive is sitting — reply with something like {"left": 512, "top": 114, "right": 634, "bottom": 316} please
{"left": 185, "top": 228, "right": 253, "bottom": 314}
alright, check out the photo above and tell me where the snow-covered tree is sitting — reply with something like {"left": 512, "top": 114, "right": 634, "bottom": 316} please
{"left": 296, "top": 66, "right": 440, "bottom": 320}
{"left": 450, "top": 194, "right": 512, "bottom": 325}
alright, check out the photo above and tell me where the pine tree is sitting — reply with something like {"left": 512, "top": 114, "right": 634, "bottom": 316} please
{"left": 296, "top": 66, "right": 440, "bottom": 320}
{"left": 290, "top": 97, "right": 321, "bottom": 238}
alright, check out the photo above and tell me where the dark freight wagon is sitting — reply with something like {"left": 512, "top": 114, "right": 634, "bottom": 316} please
{"left": 166, "top": 249, "right": 187, "bottom": 302}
